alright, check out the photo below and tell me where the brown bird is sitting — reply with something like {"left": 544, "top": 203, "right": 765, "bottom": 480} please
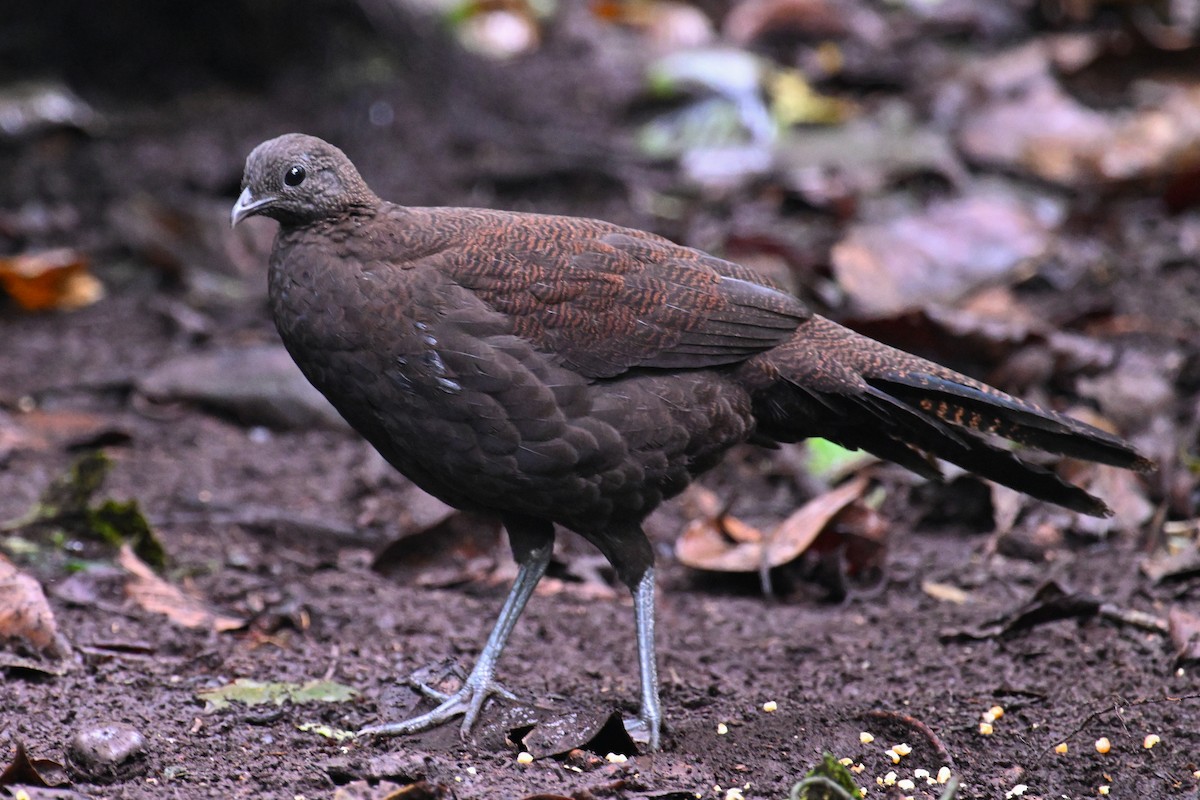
{"left": 232, "top": 133, "right": 1152, "bottom": 750}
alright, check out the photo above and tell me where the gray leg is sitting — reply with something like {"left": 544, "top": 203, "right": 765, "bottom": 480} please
{"left": 586, "top": 526, "right": 662, "bottom": 751}
{"left": 359, "top": 529, "right": 553, "bottom": 740}
{"left": 627, "top": 566, "right": 661, "bottom": 750}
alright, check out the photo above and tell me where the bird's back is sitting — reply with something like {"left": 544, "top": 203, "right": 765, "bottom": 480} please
{"left": 267, "top": 204, "right": 769, "bottom": 534}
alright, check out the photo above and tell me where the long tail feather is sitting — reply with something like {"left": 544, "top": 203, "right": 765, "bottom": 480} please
{"left": 743, "top": 316, "right": 1153, "bottom": 517}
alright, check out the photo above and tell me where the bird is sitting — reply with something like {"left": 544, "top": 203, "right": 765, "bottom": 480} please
{"left": 232, "top": 133, "right": 1152, "bottom": 751}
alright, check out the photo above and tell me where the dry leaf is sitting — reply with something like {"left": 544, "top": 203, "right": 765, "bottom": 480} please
{"left": 676, "top": 475, "right": 868, "bottom": 571}
{"left": 768, "top": 476, "right": 872, "bottom": 565}
{"left": 371, "top": 511, "right": 502, "bottom": 588}
{"left": 0, "top": 741, "right": 70, "bottom": 789}
{"left": 591, "top": 0, "right": 714, "bottom": 49}
{"left": 723, "top": 0, "right": 864, "bottom": 44}
{"left": 0, "top": 554, "right": 69, "bottom": 658}
{"left": 119, "top": 545, "right": 244, "bottom": 632}
{"left": 1168, "top": 607, "right": 1200, "bottom": 664}
{"left": 819, "top": 499, "right": 888, "bottom": 577}
{"left": 959, "top": 58, "right": 1200, "bottom": 188}
{"left": 14, "top": 408, "right": 131, "bottom": 451}
{"left": 0, "top": 248, "right": 103, "bottom": 311}
{"left": 831, "top": 194, "right": 1054, "bottom": 317}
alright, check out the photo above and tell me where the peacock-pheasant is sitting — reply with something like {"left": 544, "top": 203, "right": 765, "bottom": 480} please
{"left": 233, "top": 133, "right": 1152, "bottom": 750}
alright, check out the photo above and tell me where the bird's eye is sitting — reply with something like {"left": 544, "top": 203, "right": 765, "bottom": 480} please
{"left": 284, "top": 165, "right": 306, "bottom": 187}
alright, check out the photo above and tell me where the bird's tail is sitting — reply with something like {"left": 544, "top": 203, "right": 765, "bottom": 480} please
{"left": 737, "top": 316, "right": 1154, "bottom": 517}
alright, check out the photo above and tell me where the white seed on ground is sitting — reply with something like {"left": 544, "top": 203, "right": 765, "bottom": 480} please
{"left": 937, "top": 766, "right": 952, "bottom": 784}
{"left": 717, "top": 723, "right": 729, "bottom": 735}
{"left": 860, "top": 731, "right": 875, "bottom": 744}
{"left": 516, "top": 752, "right": 533, "bottom": 765}
{"left": 605, "top": 753, "right": 627, "bottom": 763}
{"left": 1144, "top": 734, "right": 1161, "bottom": 749}
{"left": 979, "top": 722, "right": 994, "bottom": 735}
{"left": 762, "top": 700, "right": 778, "bottom": 712}
{"left": 1095, "top": 737, "right": 1111, "bottom": 754}
{"left": 893, "top": 742, "right": 912, "bottom": 756}
{"left": 1054, "top": 743, "right": 1068, "bottom": 754}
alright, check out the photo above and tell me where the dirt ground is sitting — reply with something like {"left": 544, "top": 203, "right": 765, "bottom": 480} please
{"left": 2, "top": 3, "right": 1200, "bottom": 799}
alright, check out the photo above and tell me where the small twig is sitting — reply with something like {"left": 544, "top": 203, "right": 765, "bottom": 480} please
{"left": 864, "top": 709, "right": 954, "bottom": 766}
{"left": 1043, "top": 693, "right": 1200, "bottom": 761}
{"left": 1098, "top": 602, "right": 1169, "bottom": 634}
{"left": 322, "top": 644, "right": 341, "bottom": 682}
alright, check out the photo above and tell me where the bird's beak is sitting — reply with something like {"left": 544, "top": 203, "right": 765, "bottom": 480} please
{"left": 230, "top": 187, "right": 275, "bottom": 227}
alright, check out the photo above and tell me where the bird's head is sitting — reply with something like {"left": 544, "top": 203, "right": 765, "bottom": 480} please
{"left": 231, "top": 133, "right": 377, "bottom": 228}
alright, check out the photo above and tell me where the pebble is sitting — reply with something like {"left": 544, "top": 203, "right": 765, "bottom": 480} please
{"left": 69, "top": 724, "right": 146, "bottom": 779}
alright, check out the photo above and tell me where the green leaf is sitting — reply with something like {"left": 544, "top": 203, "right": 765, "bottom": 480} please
{"left": 1, "top": 451, "right": 110, "bottom": 532}
{"left": 297, "top": 722, "right": 357, "bottom": 742}
{"left": 790, "top": 752, "right": 863, "bottom": 800}
{"left": 1, "top": 452, "right": 167, "bottom": 567}
{"left": 804, "top": 438, "right": 872, "bottom": 482}
{"left": 88, "top": 499, "right": 166, "bottom": 568}
{"left": 198, "top": 678, "right": 360, "bottom": 712}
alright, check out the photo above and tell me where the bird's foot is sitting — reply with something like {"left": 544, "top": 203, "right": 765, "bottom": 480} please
{"left": 622, "top": 714, "right": 661, "bottom": 751}
{"left": 407, "top": 672, "right": 517, "bottom": 705}
{"left": 358, "top": 672, "right": 516, "bottom": 739}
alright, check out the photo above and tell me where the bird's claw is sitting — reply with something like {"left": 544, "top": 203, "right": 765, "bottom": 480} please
{"left": 407, "top": 678, "right": 452, "bottom": 703}
{"left": 358, "top": 676, "right": 518, "bottom": 739}
{"left": 622, "top": 715, "right": 660, "bottom": 751}
{"left": 407, "top": 675, "right": 517, "bottom": 705}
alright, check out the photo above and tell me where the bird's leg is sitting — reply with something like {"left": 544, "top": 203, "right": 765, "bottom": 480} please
{"left": 589, "top": 525, "right": 662, "bottom": 750}
{"left": 626, "top": 565, "right": 661, "bottom": 751}
{"left": 359, "top": 517, "right": 554, "bottom": 740}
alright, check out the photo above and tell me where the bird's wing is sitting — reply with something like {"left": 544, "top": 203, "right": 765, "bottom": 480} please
{"left": 423, "top": 214, "right": 810, "bottom": 379}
